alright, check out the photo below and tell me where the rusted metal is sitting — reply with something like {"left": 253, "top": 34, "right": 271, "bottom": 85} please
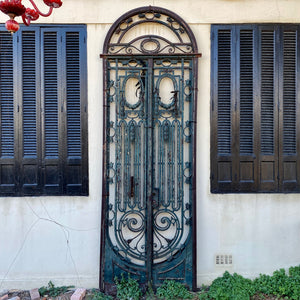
{"left": 100, "top": 53, "right": 202, "bottom": 58}
{"left": 100, "top": 5, "right": 200, "bottom": 291}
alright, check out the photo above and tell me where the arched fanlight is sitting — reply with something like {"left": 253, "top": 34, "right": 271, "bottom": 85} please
{"left": 0, "top": 0, "right": 62, "bottom": 33}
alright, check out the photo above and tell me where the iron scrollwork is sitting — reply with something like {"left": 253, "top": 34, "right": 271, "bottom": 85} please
{"left": 102, "top": 5, "right": 198, "bottom": 289}
{"left": 106, "top": 9, "right": 195, "bottom": 56}
{"left": 106, "top": 58, "right": 193, "bottom": 266}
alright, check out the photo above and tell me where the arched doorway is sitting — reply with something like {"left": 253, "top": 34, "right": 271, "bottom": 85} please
{"left": 100, "top": 6, "right": 200, "bottom": 291}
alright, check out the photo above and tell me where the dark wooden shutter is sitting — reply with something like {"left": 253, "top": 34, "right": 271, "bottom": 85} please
{"left": 19, "top": 28, "right": 41, "bottom": 195}
{"left": 0, "top": 25, "right": 88, "bottom": 196}
{"left": 211, "top": 27, "right": 235, "bottom": 192}
{"left": 211, "top": 24, "right": 300, "bottom": 193}
{"left": 237, "top": 27, "right": 257, "bottom": 191}
{"left": 41, "top": 29, "right": 61, "bottom": 194}
{"left": 258, "top": 27, "right": 278, "bottom": 191}
{"left": 41, "top": 27, "right": 88, "bottom": 196}
{"left": 211, "top": 26, "right": 257, "bottom": 192}
{"left": 0, "top": 31, "right": 16, "bottom": 195}
{"left": 64, "top": 29, "right": 88, "bottom": 195}
{"left": 279, "top": 26, "right": 299, "bottom": 191}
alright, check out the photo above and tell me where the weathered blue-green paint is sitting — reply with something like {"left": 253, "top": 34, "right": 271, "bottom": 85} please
{"left": 103, "top": 57, "right": 194, "bottom": 286}
{"left": 101, "top": 6, "right": 199, "bottom": 291}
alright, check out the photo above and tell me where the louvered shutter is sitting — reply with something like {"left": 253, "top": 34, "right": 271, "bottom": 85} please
{"left": 211, "top": 26, "right": 257, "bottom": 192}
{"left": 237, "top": 27, "right": 257, "bottom": 191}
{"left": 0, "top": 25, "right": 88, "bottom": 196}
{"left": 0, "top": 31, "right": 16, "bottom": 195}
{"left": 279, "top": 26, "right": 300, "bottom": 192}
{"left": 64, "top": 29, "right": 88, "bottom": 195}
{"left": 258, "top": 27, "right": 278, "bottom": 191}
{"left": 212, "top": 24, "right": 300, "bottom": 193}
{"left": 41, "top": 29, "right": 61, "bottom": 194}
{"left": 41, "top": 27, "right": 88, "bottom": 195}
{"left": 211, "top": 27, "right": 235, "bottom": 192}
{"left": 19, "top": 28, "right": 42, "bottom": 195}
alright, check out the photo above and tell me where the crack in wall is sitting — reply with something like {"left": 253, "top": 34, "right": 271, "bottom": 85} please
{"left": 0, "top": 199, "right": 99, "bottom": 290}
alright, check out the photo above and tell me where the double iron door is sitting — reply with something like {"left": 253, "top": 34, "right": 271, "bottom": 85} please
{"left": 102, "top": 57, "right": 195, "bottom": 289}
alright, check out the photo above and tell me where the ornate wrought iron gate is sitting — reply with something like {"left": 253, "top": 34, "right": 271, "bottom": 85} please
{"left": 100, "top": 6, "right": 199, "bottom": 291}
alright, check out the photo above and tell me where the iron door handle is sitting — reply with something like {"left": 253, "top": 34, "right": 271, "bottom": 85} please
{"left": 130, "top": 176, "right": 134, "bottom": 198}
{"left": 152, "top": 188, "right": 159, "bottom": 207}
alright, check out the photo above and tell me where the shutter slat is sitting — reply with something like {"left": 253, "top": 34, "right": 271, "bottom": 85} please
{"left": 217, "top": 30, "right": 231, "bottom": 155}
{"left": 240, "top": 30, "right": 253, "bottom": 155}
{"left": 66, "top": 32, "right": 81, "bottom": 158}
{"left": 20, "top": 29, "right": 41, "bottom": 195}
{"left": 0, "top": 32, "right": 14, "bottom": 158}
{"left": 22, "top": 31, "right": 37, "bottom": 157}
{"left": 283, "top": 30, "right": 296, "bottom": 155}
{"left": 44, "top": 32, "right": 59, "bottom": 157}
{"left": 261, "top": 30, "right": 275, "bottom": 155}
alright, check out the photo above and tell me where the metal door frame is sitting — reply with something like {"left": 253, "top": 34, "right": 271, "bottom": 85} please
{"left": 100, "top": 6, "right": 200, "bottom": 292}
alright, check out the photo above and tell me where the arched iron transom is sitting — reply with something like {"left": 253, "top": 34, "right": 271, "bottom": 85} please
{"left": 101, "top": 6, "right": 199, "bottom": 292}
{"left": 103, "top": 6, "right": 198, "bottom": 56}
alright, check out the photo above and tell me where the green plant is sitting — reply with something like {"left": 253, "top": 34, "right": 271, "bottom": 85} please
{"left": 38, "top": 281, "right": 74, "bottom": 297}
{"left": 87, "top": 289, "right": 113, "bottom": 300}
{"left": 156, "top": 280, "right": 192, "bottom": 300}
{"left": 198, "top": 266, "right": 300, "bottom": 300}
{"left": 115, "top": 273, "right": 142, "bottom": 300}
{"left": 198, "top": 271, "right": 255, "bottom": 300}
{"left": 253, "top": 267, "right": 300, "bottom": 299}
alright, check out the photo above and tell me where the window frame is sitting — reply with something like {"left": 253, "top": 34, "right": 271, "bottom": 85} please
{"left": 0, "top": 24, "right": 88, "bottom": 196}
{"left": 211, "top": 24, "right": 300, "bottom": 193}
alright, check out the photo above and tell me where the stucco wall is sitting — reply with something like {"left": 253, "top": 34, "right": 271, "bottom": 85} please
{"left": 1, "top": 0, "right": 300, "bottom": 290}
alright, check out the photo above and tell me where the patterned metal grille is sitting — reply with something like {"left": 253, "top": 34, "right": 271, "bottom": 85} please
{"left": 101, "top": 6, "right": 198, "bottom": 290}
{"left": 105, "top": 58, "right": 193, "bottom": 273}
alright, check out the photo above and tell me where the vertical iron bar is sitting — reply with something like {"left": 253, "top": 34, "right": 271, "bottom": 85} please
{"left": 146, "top": 58, "right": 154, "bottom": 287}
{"left": 99, "top": 56, "right": 109, "bottom": 291}
{"left": 192, "top": 56, "right": 198, "bottom": 291}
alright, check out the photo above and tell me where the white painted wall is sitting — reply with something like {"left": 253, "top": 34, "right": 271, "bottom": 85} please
{"left": 1, "top": 0, "right": 300, "bottom": 290}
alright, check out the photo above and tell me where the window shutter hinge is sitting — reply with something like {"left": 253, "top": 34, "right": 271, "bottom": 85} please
{"left": 212, "top": 101, "right": 214, "bottom": 111}
{"left": 17, "top": 35, "right": 19, "bottom": 43}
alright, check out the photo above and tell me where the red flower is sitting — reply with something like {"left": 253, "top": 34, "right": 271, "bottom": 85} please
{"left": 22, "top": 7, "right": 39, "bottom": 25}
{"left": 0, "top": 0, "right": 26, "bottom": 17}
{"left": 24, "top": 7, "right": 39, "bottom": 20}
{"left": 43, "top": 0, "right": 62, "bottom": 8}
{"left": 5, "top": 18, "right": 19, "bottom": 33}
